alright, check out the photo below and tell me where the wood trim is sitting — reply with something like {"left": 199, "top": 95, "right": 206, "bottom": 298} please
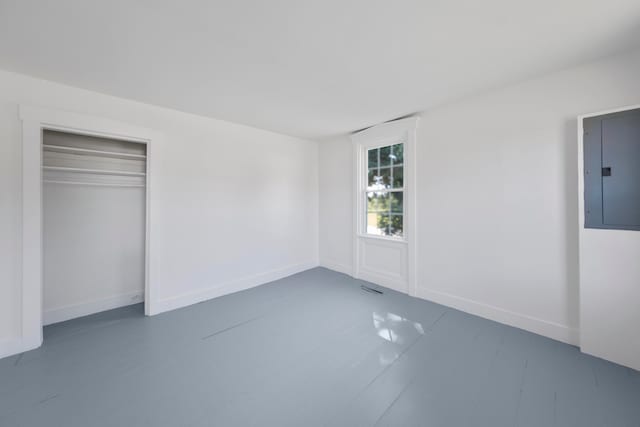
{"left": 351, "top": 117, "right": 419, "bottom": 296}
{"left": 153, "top": 262, "right": 318, "bottom": 314}
{"left": 416, "top": 287, "right": 580, "bottom": 345}
{"left": 17, "top": 105, "right": 162, "bottom": 357}
{"left": 43, "top": 291, "right": 144, "bottom": 326}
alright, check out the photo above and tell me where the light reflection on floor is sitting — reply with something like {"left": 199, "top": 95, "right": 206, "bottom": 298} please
{"left": 373, "top": 311, "right": 425, "bottom": 365}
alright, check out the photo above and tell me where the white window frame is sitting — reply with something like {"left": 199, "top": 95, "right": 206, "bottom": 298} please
{"left": 362, "top": 141, "right": 406, "bottom": 239}
{"left": 352, "top": 117, "right": 419, "bottom": 295}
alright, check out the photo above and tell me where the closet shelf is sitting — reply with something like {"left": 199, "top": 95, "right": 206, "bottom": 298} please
{"left": 43, "top": 144, "right": 147, "bottom": 159}
{"left": 43, "top": 166, "right": 146, "bottom": 177}
{"left": 43, "top": 179, "right": 145, "bottom": 188}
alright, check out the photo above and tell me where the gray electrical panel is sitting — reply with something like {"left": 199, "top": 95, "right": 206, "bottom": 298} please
{"left": 583, "top": 108, "right": 640, "bottom": 231}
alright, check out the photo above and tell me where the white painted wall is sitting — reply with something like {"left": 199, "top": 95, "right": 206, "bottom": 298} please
{"left": 318, "top": 135, "right": 353, "bottom": 275}
{"left": 579, "top": 229, "right": 640, "bottom": 370}
{"left": 43, "top": 184, "right": 146, "bottom": 325}
{"left": 0, "top": 70, "right": 319, "bottom": 353}
{"left": 319, "top": 48, "right": 640, "bottom": 347}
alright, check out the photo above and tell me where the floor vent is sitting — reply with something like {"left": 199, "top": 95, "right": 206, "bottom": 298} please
{"left": 361, "top": 285, "right": 383, "bottom": 295}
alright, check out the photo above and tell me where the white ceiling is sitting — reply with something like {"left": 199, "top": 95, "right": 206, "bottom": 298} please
{"left": 1, "top": 1, "right": 640, "bottom": 139}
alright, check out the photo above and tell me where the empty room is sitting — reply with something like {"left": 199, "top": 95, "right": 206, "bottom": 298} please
{"left": 1, "top": 0, "right": 640, "bottom": 426}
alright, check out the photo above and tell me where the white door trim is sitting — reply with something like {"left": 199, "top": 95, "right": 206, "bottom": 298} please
{"left": 19, "top": 105, "right": 162, "bottom": 354}
{"left": 352, "top": 117, "right": 419, "bottom": 296}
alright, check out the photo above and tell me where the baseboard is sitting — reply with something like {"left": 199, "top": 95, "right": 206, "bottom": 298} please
{"left": 0, "top": 338, "right": 26, "bottom": 360}
{"left": 2, "top": 290, "right": 143, "bottom": 358}
{"left": 319, "top": 259, "right": 353, "bottom": 276}
{"left": 3, "top": 264, "right": 317, "bottom": 359}
{"left": 152, "top": 261, "right": 319, "bottom": 315}
{"left": 43, "top": 291, "right": 145, "bottom": 325}
{"left": 321, "top": 261, "right": 408, "bottom": 294}
{"left": 357, "top": 270, "right": 407, "bottom": 294}
{"left": 580, "top": 347, "right": 640, "bottom": 373}
{"left": 312, "top": 263, "right": 580, "bottom": 345}
{"left": 416, "top": 287, "right": 579, "bottom": 345}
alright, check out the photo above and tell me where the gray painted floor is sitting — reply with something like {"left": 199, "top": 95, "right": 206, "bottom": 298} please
{"left": 1, "top": 268, "right": 639, "bottom": 427}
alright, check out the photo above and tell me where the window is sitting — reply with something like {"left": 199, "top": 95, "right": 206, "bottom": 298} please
{"left": 366, "top": 143, "right": 404, "bottom": 237}
{"left": 352, "top": 117, "right": 418, "bottom": 294}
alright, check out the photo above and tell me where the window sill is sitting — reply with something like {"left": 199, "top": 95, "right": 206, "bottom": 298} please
{"left": 357, "top": 233, "right": 408, "bottom": 243}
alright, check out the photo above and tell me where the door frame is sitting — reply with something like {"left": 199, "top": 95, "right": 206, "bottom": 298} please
{"left": 352, "top": 116, "right": 419, "bottom": 296}
{"left": 19, "top": 106, "right": 161, "bottom": 353}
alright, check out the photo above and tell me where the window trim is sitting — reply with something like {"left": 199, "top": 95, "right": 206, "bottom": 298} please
{"left": 351, "top": 117, "right": 419, "bottom": 295}
{"left": 353, "top": 118, "right": 418, "bottom": 242}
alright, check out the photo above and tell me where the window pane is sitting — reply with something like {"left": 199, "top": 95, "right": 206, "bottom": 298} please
{"left": 368, "top": 168, "right": 391, "bottom": 190}
{"left": 368, "top": 170, "right": 377, "bottom": 188}
{"left": 366, "top": 212, "right": 388, "bottom": 236}
{"left": 388, "top": 214, "right": 403, "bottom": 236}
{"left": 391, "top": 143, "right": 403, "bottom": 165}
{"left": 367, "top": 192, "right": 389, "bottom": 212}
{"left": 379, "top": 168, "right": 391, "bottom": 188}
{"left": 366, "top": 191, "right": 404, "bottom": 237}
{"left": 390, "top": 192, "right": 403, "bottom": 213}
{"left": 368, "top": 148, "right": 378, "bottom": 169}
{"left": 380, "top": 145, "right": 392, "bottom": 167}
{"left": 367, "top": 192, "right": 403, "bottom": 214}
{"left": 366, "top": 212, "right": 404, "bottom": 237}
{"left": 391, "top": 166, "right": 403, "bottom": 188}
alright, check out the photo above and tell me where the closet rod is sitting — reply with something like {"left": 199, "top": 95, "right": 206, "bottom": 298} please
{"left": 43, "top": 144, "right": 147, "bottom": 159}
{"left": 43, "top": 180, "right": 145, "bottom": 188}
{"left": 43, "top": 166, "right": 146, "bottom": 177}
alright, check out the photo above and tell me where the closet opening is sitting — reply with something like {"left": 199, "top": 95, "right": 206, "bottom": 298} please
{"left": 41, "top": 129, "right": 148, "bottom": 327}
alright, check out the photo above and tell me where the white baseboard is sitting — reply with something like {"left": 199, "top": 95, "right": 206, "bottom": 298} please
{"left": 151, "top": 261, "right": 319, "bottom": 315}
{"left": 321, "top": 261, "right": 408, "bottom": 294}
{"left": 0, "top": 333, "right": 43, "bottom": 361}
{"left": 43, "top": 291, "right": 145, "bottom": 326}
{"left": 2, "top": 263, "right": 317, "bottom": 360}
{"left": 357, "top": 269, "right": 407, "bottom": 294}
{"left": 416, "top": 287, "right": 579, "bottom": 345}
{"left": 319, "top": 262, "right": 579, "bottom": 346}
{"left": 0, "top": 338, "right": 26, "bottom": 360}
{"left": 3, "top": 264, "right": 579, "bottom": 360}
{"left": 2, "top": 292, "right": 144, "bottom": 358}
{"left": 319, "top": 259, "right": 353, "bottom": 276}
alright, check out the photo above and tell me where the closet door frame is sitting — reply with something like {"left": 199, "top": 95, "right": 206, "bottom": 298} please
{"left": 19, "top": 106, "right": 161, "bottom": 354}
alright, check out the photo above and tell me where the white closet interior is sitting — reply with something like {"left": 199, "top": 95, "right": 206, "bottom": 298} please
{"left": 42, "top": 130, "right": 147, "bottom": 325}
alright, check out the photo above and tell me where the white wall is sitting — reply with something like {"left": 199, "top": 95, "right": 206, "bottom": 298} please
{"left": 318, "top": 135, "right": 353, "bottom": 275}
{"left": 319, "top": 48, "right": 640, "bottom": 345}
{"left": 43, "top": 184, "right": 146, "bottom": 325}
{"left": 0, "top": 70, "right": 318, "bottom": 353}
